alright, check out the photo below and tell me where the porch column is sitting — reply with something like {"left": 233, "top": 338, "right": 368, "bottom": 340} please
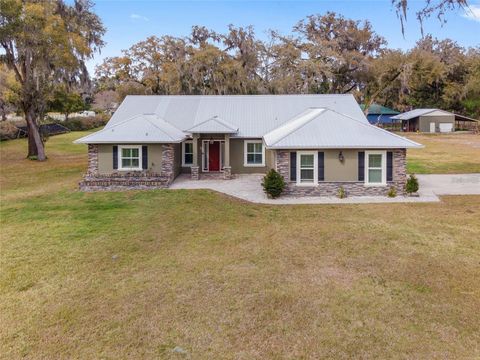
{"left": 191, "top": 133, "right": 199, "bottom": 180}
{"left": 223, "top": 133, "right": 232, "bottom": 179}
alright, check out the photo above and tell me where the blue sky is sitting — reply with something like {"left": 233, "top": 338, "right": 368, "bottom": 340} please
{"left": 87, "top": 0, "right": 480, "bottom": 74}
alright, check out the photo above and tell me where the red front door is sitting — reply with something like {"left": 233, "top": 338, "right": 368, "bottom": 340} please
{"left": 208, "top": 142, "right": 220, "bottom": 171}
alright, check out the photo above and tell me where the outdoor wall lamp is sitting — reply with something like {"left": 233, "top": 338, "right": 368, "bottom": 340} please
{"left": 338, "top": 151, "right": 345, "bottom": 163}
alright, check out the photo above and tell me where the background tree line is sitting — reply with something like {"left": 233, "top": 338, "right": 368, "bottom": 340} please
{"left": 95, "top": 12, "right": 480, "bottom": 118}
{"left": 1, "top": 0, "right": 476, "bottom": 160}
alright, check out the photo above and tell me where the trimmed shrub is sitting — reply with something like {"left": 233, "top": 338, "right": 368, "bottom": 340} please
{"left": 262, "top": 169, "right": 286, "bottom": 198}
{"left": 387, "top": 186, "right": 397, "bottom": 198}
{"left": 405, "top": 174, "right": 419, "bottom": 194}
{"left": 337, "top": 185, "right": 346, "bottom": 199}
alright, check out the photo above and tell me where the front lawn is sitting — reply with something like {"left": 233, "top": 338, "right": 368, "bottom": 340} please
{"left": 1, "top": 133, "right": 479, "bottom": 358}
{"left": 404, "top": 133, "right": 480, "bottom": 174}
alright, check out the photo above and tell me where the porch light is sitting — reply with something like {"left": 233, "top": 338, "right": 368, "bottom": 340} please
{"left": 338, "top": 151, "right": 344, "bottom": 163}
{"left": 209, "top": 138, "right": 214, "bottom": 144}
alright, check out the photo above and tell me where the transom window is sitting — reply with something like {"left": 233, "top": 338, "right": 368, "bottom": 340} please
{"left": 182, "top": 140, "right": 193, "bottom": 166}
{"left": 244, "top": 140, "right": 265, "bottom": 167}
{"left": 119, "top": 146, "right": 141, "bottom": 170}
{"left": 297, "top": 152, "right": 317, "bottom": 185}
{"left": 366, "top": 151, "right": 386, "bottom": 185}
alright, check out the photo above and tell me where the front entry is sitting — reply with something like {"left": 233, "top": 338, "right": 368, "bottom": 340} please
{"left": 208, "top": 141, "right": 220, "bottom": 171}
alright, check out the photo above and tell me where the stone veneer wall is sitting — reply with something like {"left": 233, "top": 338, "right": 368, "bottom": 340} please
{"left": 276, "top": 149, "right": 407, "bottom": 197}
{"left": 80, "top": 144, "right": 177, "bottom": 191}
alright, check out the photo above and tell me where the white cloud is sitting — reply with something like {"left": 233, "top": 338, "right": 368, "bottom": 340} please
{"left": 463, "top": 4, "right": 480, "bottom": 22}
{"left": 130, "top": 13, "right": 149, "bottom": 22}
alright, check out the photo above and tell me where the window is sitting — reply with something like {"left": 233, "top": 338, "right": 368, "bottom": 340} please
{"left": 119, "top": 145, "right": 142, "bottom": 170}
{"left": 182, "top": 140, "right": 193, "bottom": 166}
{"left": 297, "top": 151, "right": 317, "bottom": 185}
{"left": 365, "top": 151, "right": 386, "bottom": 185}
{"left": 244, "top": 140, "right": 265, "bottom": 167}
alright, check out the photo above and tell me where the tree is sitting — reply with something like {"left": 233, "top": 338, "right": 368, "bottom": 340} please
{"left": 48, "top": 87, "right": 85, "bottom": 120}
{"left": 0, "top": 0, "right": 104, "bottom": 160}
{"left": 392, "top": 0, "right": 468, "bottom": 35}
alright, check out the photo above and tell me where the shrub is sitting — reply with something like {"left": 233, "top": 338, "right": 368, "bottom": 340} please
{"left": 337, "top": 185, "right": 346, "bottom": 199}
{"left": 262, "top": 169, "right": 286, "bottom": 198}
{"left": 0, "top": 121, "right": 20, "bottom": 141}
{"left": 56, "top": 114, "right": 110, "bottom": 131}
{"left": 387, "top": 186, "right": 397, "bottom": 198}
{"left": 405, "top": 174, "right": 419, "bottom": 194}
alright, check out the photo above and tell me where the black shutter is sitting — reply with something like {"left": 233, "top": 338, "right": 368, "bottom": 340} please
{"left": 358, "top": 151, "right": 365, "bottom": 181}
{"left": 142, "top": 145, "right": 148, "bottom": 170}
{"left": 318, "top": 152, "right": 324, "bottom": 181}
{"left": 290, "top": 151, "right": 297, "bottom": 182}
{"left": 113, "top": 145, "right": 118, "bottom": 169}
{"left": 387, "top": 151, "right": 393, "bottom": 181}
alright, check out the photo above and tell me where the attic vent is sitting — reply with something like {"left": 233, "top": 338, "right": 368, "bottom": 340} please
{"left": 145, "top": 132, "right": 148, "bottom": 136}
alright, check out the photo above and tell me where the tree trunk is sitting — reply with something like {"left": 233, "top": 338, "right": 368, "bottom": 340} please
{"left": 25, "top": 108, "right": 46, "bottom": 161}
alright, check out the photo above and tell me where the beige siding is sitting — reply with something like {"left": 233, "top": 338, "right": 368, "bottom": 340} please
{"left": 419, "top": 115, "right": 455, "bottom": 132}
{"left": 324, "top": 149, "right": 358, "bottom": 181}
{"left": 230, "top": 139, "right": 271, "bottom": 174}
{"left": 97, "top": 144, "right": 163, "bottom": 174}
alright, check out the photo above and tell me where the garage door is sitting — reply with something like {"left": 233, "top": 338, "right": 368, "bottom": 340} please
{"left": 439, "top": 123, "right": 453, "bottom": 133}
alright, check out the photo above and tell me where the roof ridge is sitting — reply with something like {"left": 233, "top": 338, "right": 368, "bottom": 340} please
{"left": 145, "top": 118, "right": 179, "bottom": 141}
{"left": 266, "top": 108, "right": 325, "bottom": 146}
{"left": 74, "top": 114, "right": 142, "bottom": 142}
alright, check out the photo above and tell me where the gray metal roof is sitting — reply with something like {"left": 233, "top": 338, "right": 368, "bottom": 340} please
{"left": 264, "top": 108, "right": 422, "bottom": 149}
{"left": 185, "top": 115, "right": 238, "bottom": 133}
{"left": 74, "top": 114, "right": 185, "bottom": 144}
{"left": 105, "top": 94, "right": 369, "bottom": 138}
{"left": 391, "top": 108, "right": 452, "bottom": 120}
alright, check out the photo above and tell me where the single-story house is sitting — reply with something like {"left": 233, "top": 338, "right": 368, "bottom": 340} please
{"left": 75, "top": 95, "right": 422, "bottom": 196}
{"left": 360, "top": 103, "right": 400, "bottom": 125}
{"left": 392, "top": 109, "right": 456, "bottom": 133}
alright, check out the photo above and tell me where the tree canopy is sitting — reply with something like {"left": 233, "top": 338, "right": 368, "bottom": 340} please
{"left": 96, "top": 13, "right": 480, "bottom": 119}
{"left": 0, "top": 0, "right": 105, "bottom": 160}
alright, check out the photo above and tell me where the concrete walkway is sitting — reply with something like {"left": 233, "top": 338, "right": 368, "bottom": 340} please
{"left": 170, "top": 173, "right": 480, "bottom": 204}
{"left": 417, "top": 174, "right": 480, "bottom": 196}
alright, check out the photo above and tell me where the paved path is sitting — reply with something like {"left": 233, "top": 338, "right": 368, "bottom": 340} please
{"left": 170, "top": 174, "right": 478, "bottom": 204}
{"left": 417, "top": 174, "right": 480, "bottom": 196}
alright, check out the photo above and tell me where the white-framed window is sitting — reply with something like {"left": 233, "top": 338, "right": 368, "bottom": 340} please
{"left": 119, "top": 145, "right": 142, "bottom": 171}
{"left": 365, "top": 151, "right": 386, "bottom": 185}
{"left": 182, "top": 140, "right": 193, "bottom": 166}
{"left": 297, "top": 151, "right": 317, "bottom": 186}
{"left": 244, "top": 140, "right": 265, "bottom": 167}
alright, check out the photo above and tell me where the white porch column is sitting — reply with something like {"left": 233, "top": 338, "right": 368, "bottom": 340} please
{"left": 191, "top": 133, "right": 199, "bottom": 180}
{"left": 223, "top": 133, "right": 231, "bottom": 179}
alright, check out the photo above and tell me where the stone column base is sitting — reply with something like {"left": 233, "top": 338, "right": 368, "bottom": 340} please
{"left": 223, "top": 166, "right": 232, "bottom": 180}
{"left": 191, "top": 166, "right": 199, "bottom": 180}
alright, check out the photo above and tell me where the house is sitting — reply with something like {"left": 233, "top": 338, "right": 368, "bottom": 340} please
{"left": 75, "top": 95, "right": 422, "bottom": 196}
{"left": 392, "top": 109, "right": 456, "bottom": 133}
{"left": 360, "top": 103, "right": 400, "bottom": 125}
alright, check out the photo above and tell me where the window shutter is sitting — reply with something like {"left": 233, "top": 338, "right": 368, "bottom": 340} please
{"left": 387, "top": 151, "right": 393, "bottom": 181}
{"left": 290, "top": 152, "right": 297, "bottom": 182}
{"left": 318, "top": 152, "right": 324, "bottom": 181}
{"left": 113, "top": 146, "right": 118, "bottom": 169}
{"left": 142, "top": 145, "right": 148, "bottom": 170}
{"left": 358, "top": 151, "right": 365, "bottom": 181}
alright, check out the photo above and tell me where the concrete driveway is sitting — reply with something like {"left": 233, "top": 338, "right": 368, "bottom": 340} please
{"left": 170, "top": 174, "right": 477, "bottom": 204}
{"left": 417, "top": 174, "right": 480, "bottom": 196}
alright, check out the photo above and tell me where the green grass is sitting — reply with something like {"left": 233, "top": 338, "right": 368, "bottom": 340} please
{"left": 404, "top": 133, "right": 480, "bottom": 174}
{"left": 1, "top": 132, "right": 480, "bottom": 358}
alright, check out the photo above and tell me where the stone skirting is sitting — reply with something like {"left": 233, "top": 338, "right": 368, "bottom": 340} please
{"left": 79, "top": 171, "right": 171, "bottom": 191}
{"left": 284, "top": 181, "right": 401, "bottom": 197}
{"left": 191, "top": 166, "right": 199, "bottom": 180}
{"left": 223, "top": 166, "right": 232, "bottom": 180}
